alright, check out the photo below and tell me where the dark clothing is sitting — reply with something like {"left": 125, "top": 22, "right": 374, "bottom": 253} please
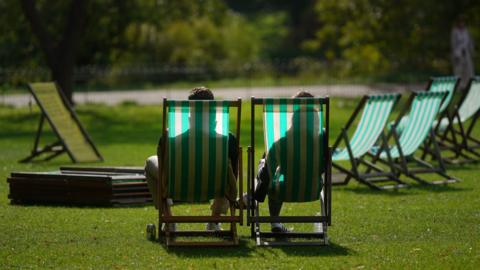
{"left": 227, "top": 133, "right": 239, "bottom": 176}
{"left": 253, "top": 152, "right": 283, "bottom": 217}
{"left": 253, "top": 153, "right": 269, "bottom": 202}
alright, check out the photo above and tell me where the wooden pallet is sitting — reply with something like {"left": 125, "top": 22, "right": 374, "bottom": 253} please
{"left": 7, "top": 167, "right": 152, "bottom": 206}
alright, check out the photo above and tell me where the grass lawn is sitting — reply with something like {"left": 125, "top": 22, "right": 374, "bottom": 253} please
{"left": 0, "top": 98, "right": 479, "bottom": 269}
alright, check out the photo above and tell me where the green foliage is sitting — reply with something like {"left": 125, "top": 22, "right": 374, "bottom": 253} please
{"left": 1, "top": 0, "right": 480, "bottom": 88}
{"left": 306, "top": 0, "right": 480, "bottom": 77}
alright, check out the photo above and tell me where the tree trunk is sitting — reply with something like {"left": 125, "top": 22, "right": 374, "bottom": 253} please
{"left": 21, "top": 0, "right": 88, "bottom": 105}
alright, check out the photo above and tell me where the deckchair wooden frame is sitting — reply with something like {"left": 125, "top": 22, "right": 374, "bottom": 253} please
{"left": 424, "top": 77, "right": 480, "bottom": 163}
{"left": 370, "top": 91, "right": 459, "bottom": 185}
{"left": 157, "top": 98, "right": 243, "bottom": 247}
{"left": 247, "top": 97, "right": 331, "bottom": 246}
{"left": 19, "top": 82, "right": 103, "bottom": 163}
{"left": 332, "top": 94, "right": 408, "bottom": 190}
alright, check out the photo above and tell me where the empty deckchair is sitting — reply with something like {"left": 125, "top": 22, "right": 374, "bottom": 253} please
{"left": 20, "top": 82, "right": 103, "bottom": 163}
{"left": 369, "top": 91, "right": 459, "bottom": 185}
{"left": 332, "top": 93, "right": 407, "bottom": 190}
{"left": 427, "top": 76, "right": 459, "bottom": 113}
{"left": 425, "top": 76, "right": 480, "bottom": 162}
{"left": 157, "top": 99, "right": 243, "bottom": 247}
{"left": 247, "top": 97, "right": 331, "bottom": 246}
{"left": 395, "top": 76, "right": 459, "bottom": 133}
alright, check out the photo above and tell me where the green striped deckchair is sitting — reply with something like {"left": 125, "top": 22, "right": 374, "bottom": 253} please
{"left": 428, "top": 76, "right": 459, "bottom": 113}
{"left": 370, "top": 91, "right": 459, "bottom": 185}
{"left": 158, "top": 99, "right": 243, "bottom": 247}
{"left": 19, "top": 82, "right": 103, "bottom": 163}
{"left": 395, "top": 76, "right": 459, "bottom": 134}
{"left": 332, "top": 94, "right": 407, "bottom": 190}
{"left": 247, "top": 97, "right": 331, "bottom": 246}
{"left": 426, "top": 76, "right": 480, "bottom": 162}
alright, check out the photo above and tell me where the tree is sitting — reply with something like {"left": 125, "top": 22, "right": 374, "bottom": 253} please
{"left": 20, "top": 0, "right": 89, "bottom": 104}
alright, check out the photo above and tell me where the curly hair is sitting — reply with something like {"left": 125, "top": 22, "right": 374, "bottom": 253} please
{"left": 293, "top": 90, "right": 314, "bottom": 98}
{"left": 188, "top": 86, "right": 214, "bottom": 100}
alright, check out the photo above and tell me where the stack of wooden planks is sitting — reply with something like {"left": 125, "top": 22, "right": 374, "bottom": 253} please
{"left": 7, "top": 167, "right": 152, "bottom": 206}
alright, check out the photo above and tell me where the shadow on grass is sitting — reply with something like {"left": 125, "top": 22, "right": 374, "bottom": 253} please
{"left": 340, "top": 186, "right": 412, "bottom": 196}
{"left": 164, "top": 238, "right": 352, "bottom": 258}
{"left": 165, "top": 237, "right": 254, "bottom": 257}
{"left": 444, "top": 163, "right": 480, "bottom": 171}
{"left": 341, "top": 181, "right": 470, "bottom": 195}
{"left": 273, "top": 241, "right": 353, "bottom": 257}
{"left": 412, "top": 183, "right": 471, "bottom": 193}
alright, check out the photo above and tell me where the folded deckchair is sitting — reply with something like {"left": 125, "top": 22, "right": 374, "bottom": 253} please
{"left": 20, "top": 82, "right": 103, "bottom": 163}
{"left": 332, "top": 93, "right": 408, "bottom": 190}
{"left": 395, "top": 76, "right": 459, "bottom": 133}
{"left": 157, "top": 99, "right": 243, "bottom": 247}
{"left": 247, "top": 97, "right": 331, "bottom": 246}
{"left": 369, "top": 91, "right": 459, "bottom": 185}
{"left": 425, "top": 76, "right": 480, "bottom": 162}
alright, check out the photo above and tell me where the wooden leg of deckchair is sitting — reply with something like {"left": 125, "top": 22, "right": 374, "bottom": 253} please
{"left": 19, "top": 141, "right": 63, "bottom": 163}
{"left": 44, "top": 149, "right": 66, "bottom": 161}
{"left": 230, "top": 205, "right": 238, "bottom": 245}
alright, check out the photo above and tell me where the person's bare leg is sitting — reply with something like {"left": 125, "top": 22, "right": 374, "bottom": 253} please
{"left": 207, "top": 198, "right": 228, "bottom": 231}
{"left": 145, "top": 155, "right": 175, "bottom": 231}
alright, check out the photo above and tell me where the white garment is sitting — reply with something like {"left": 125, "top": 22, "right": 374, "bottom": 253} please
{"left": 451, "top": 27, "right": 475, "bottom": 89}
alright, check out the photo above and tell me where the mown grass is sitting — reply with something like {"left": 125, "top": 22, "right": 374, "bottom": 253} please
{"left": 0, "top": 99, "right": 479, "bottom": 269}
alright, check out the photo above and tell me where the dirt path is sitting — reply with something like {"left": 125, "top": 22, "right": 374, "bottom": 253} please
{"left": 1, "top": 84, "right": 420, "bottom": 107}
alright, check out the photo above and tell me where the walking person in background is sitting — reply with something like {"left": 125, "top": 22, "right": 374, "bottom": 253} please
{"left": 451, "top": 15, "right": 475, "bottom": 90}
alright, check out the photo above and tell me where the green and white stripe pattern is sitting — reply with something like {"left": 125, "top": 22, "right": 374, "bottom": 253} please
{"left": 333, "top": 94, "right": 399, "bottom": 161}
{"left": 436, "top": 77, "right": 480, "bottom": 130}
{"left": 379, "top": 91, "right": 446, "bottom": 158}
{"left": 428, "top": 76, "right": 458, "bottom": 113}
{"left": 263, "top": 98, "right": 326, "bottom": 202}
{"left": 166, "top": 100, "right": 230, "bottom": 202}
{"left": 395, "top": 76, "right": 458, "bottom": 133}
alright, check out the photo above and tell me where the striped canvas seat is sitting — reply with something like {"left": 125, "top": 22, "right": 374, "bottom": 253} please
{"left": 20, "top": 82, "right": 102, "bottom": 163}
{"left": 333, "top": 94, "right": 399, "bottom": 161}
{"left": 263, "top": 98, "right": 326, "bottom": 202}
{"left": 375, "top": 91, "right": 446, "bottom": 159}
{"left": 429, "top": 76, "right": 458, "bottom": 113}
{"left": 395, "top": 76, "right": 458, "bottom": 133}
{"left": 165, "top": 100, "right": 230, "bottom": 202}
{"left": 435, "top": 77, "right": 480, "bottom": 131}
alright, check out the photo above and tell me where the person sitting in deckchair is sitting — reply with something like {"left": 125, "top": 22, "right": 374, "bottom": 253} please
{"left": 253, "top": 90, "right": 320, "bottom": 233}
{"left": 145, "top": 87, "right": 239, "bottom": 232}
